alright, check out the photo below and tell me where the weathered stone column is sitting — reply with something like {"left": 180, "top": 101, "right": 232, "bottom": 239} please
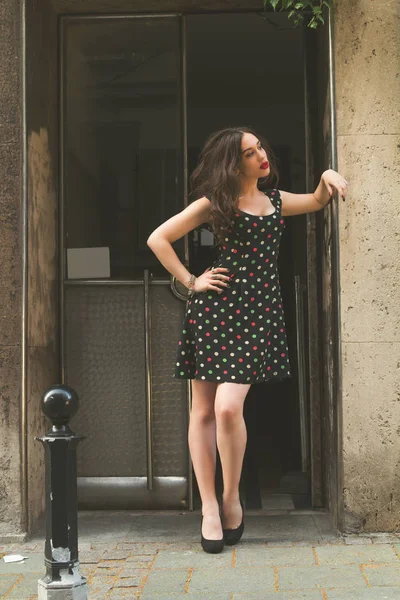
{"left": 0, "top": 0, "right": 24, "bottom": 542}
{"left": 0, "top": 0, "right": 59, "bottom": 540}
{"left": 334, "top": 0, "right": 400, "bottom": 531}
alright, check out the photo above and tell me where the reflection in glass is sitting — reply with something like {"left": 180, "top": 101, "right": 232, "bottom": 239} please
{"left": 64, "top": 18, "right": 183, "bottom": 278}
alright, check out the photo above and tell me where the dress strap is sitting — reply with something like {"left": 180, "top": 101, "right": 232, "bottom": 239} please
{"left": 268, "top": 188, "right": 281, "bottom": 212}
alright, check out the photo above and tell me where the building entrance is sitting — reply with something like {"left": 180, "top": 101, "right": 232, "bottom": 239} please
{"left": 61, "top": 11, "right": 328, "bottom": 510}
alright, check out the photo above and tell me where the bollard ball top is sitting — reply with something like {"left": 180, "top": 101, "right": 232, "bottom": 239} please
{"left": 41, "top": 384, "right": 79, "bottom": 425}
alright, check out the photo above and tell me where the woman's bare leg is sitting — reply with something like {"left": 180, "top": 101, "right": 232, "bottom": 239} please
{"left": 188, "top": 379, "right": 222, "bottom": 540}
{"left": 214, "top": 382, "right": 251, "bottom": 529}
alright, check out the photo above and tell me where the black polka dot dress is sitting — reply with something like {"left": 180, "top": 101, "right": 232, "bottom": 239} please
{"left": 173, "top": 188, "right": 292, "bottom": 384}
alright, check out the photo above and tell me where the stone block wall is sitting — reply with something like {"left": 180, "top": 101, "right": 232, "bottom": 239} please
{"left": 334, "top": 0, "right": 400, "bottom": 531}
{"left": 0, "top": 0, "right": 23, "bottom": 540}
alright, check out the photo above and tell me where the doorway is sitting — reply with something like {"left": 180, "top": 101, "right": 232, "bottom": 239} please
{"left": 184, "top": 14, "right": 311, "bottom": 510}
{"left": 61, "top": 11, "right": 320, "bottom": 510}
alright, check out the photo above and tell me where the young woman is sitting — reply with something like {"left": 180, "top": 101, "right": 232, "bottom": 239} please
{"left": 147, "top": 126, "right": 348, "bottom": 553}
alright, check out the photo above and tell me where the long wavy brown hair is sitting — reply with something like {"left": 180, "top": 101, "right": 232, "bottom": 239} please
{"left": 190, "top": 126, "right": 279, "bottom": 246}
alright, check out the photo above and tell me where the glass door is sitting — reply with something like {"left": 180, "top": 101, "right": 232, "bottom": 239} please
{"left": 61, "top": 15, "right": 190, "bottom": 509}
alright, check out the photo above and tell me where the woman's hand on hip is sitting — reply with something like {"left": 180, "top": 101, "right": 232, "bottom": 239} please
{"left": 194, "top": 267, "right": 232, "bottom": 294}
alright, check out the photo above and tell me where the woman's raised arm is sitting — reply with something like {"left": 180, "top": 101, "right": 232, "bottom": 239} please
{"left": 147, "top": 196, "right": 211, "bottom": 288}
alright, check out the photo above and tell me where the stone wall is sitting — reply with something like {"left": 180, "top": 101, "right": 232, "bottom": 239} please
{"left": 1, "top": 0, "right": 399, "bottom": 538}
{"left": 0, "top": 0, "right": 59, "bottom": 539}
{"left": 0, "top": 0, "right": 23, "bottom": 540}
{"left": 26, "top": 0, "right": 59, "bottom": 534}
{"left": 334, "top": 0, "right": 400, "bottom": 531}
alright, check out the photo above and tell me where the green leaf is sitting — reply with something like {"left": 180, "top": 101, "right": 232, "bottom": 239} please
{"left": 262, "top": 0, "right": 330, "bottom": 27}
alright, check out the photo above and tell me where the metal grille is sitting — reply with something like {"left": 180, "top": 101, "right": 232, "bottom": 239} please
{"left": 151, "top": 285, "right": 188, "bottom": 477}
{"left": 66, "top": 286, "right": 147, "bottom": 477}
{"left": 65, "top": 284, "right": 188, "bottom": 482}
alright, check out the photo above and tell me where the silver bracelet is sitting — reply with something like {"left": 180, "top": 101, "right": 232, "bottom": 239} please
{"left": 186, "top": 273, "right": 196, "bottom": 297}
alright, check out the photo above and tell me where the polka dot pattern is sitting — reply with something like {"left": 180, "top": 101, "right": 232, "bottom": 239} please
{"left": 173, "top": 188, "right": 292, "bottom": 384}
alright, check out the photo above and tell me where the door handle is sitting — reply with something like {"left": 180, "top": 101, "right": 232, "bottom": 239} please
{"left": 143, "top": 269, "right": 154, "bottom": 490}
{"left": 294, "top": 275, "right": 310, "bottom": 473}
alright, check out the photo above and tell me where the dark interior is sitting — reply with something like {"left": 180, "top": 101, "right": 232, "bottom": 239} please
{"left": 64, "top": 11, "right": 311, "bottom": 510}
{"left": 185, "top": 14, "right": 310, "bottom": 510}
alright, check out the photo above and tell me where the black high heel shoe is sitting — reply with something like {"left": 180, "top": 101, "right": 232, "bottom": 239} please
{"left": 201, "top": 515, "right": 224, "bottom": 554}
{"left": 222, "top": 499, "right": 244, "bottom": 546}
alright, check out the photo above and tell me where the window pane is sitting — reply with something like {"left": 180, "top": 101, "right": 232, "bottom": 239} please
{"left": 64, "top": 17, "right": 183, "bottom": 279}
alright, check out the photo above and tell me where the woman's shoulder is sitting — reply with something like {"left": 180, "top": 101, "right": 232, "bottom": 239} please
{"left": 189, "top": 195, "right": 212, "bottom": 211}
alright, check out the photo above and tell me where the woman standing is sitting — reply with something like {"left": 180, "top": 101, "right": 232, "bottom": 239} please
{"left": 147, "top": 127, "right": 348, "bottom": 553}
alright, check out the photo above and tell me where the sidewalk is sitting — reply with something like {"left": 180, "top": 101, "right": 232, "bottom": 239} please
{"left": 1, "top": 510, "right": 400, "bottom": 599}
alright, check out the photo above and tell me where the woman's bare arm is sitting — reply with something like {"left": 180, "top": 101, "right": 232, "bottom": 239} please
{"left": 147, "top": 197, "right": 211, "bottom": 288}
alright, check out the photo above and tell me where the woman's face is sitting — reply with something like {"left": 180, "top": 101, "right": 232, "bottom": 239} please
{"left": 238, "top": 132, "right": 270, "bottom": 179}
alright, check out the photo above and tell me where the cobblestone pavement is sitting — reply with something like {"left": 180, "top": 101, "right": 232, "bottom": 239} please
{"left": 1, "top": 511, "right": 400, "bottom": 599}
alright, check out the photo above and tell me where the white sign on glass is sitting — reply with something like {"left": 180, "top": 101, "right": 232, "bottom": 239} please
{"left": 67, "top": 247, "right": 110, "bottom": 279}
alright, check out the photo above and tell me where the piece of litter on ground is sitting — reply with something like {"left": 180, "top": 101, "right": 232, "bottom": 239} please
{"left": 3, "top": 554, "right": 29, "bottom": 563}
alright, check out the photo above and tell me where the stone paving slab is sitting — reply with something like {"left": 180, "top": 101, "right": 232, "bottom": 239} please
{"left": 120, "top": 513, "right": 326, "bottom": 543}
{"left": 2, "top": 512, "right": 400, "bottom": 599}
{"left": 153, "top": 548, "right": 233, "bottom": 569}
{"left": 235, "top": 546, "right": 317, "bottom": 567}
{"left": 0, "top": 575, "right": 20, "bottom": 597}
{"left": 188, "top": 566, "right": 276, "bottom": 594}
{"left": 139, "top": 567, "right": 189, "bottom": 596}
{"left": 362, "top": 563, "right": 400, "bottom": 587}
{"left": 141, "top": 595, "right": 230, "bottom": 600}
{"left": 105, "top": 589, "right": 141, "bottom": 598}
{"left": 4, "top": 572, "right": 42, "bottom": 599}
{"left": 315, "top": 543, "right": 399, "bottom": 565}
{"left": 89, "top": 572, "right": 117, "bottom": 583}
{"left": 234, "top": 593, "right": 325, "bottom": 599}
{"left": 371, "top": 535, "right": 400, "bottom": 545}
{"left": 241, "top": 515, "right": 321, "bottom": 541}
{"left": 116, "top": 567, "right": 147, "bottom": 583}
{"left": 326, "top": 588, "right": 400, "bottom": 599}
{"left": 79, "top": 549, "right": 106, "bottom": 563}
{"left": 277, "top": 564, "right": 367, "bottom": 590}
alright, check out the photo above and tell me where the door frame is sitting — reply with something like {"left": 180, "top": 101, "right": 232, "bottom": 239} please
{"left": 20, "top": 2, "right": 342, "bottom": 523}
{"left": 59, "top": 13, "right": 193, "bottom": 509}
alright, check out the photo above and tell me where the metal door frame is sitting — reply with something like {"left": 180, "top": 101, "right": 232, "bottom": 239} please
{"left": 302, "top": 6, "right": 343, "bottom": 528}
{"left": 46, "top": 6, "right": 343, "bottom": 517}
{"left": 59, "top": 14, "right": 193, "bottom": 509}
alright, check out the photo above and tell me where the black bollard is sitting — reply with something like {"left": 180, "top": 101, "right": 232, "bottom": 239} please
{"left": 36, "top": 384, "right": 88, "bottom": 600}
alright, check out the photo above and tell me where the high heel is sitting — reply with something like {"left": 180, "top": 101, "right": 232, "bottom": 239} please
{"left": 223, "top": 499, "right": 244, "bottom": 546}
{"left": 201, "top": 515, "right": 224, "bottom": 554}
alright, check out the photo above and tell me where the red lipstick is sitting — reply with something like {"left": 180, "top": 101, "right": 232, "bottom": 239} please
{"left": 260, "top": 161, "right": 269, "bottom": 170}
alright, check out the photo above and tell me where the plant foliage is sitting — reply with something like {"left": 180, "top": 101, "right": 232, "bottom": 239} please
{"left": 263, "top": 0, "right": 331, "bottom": 28}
